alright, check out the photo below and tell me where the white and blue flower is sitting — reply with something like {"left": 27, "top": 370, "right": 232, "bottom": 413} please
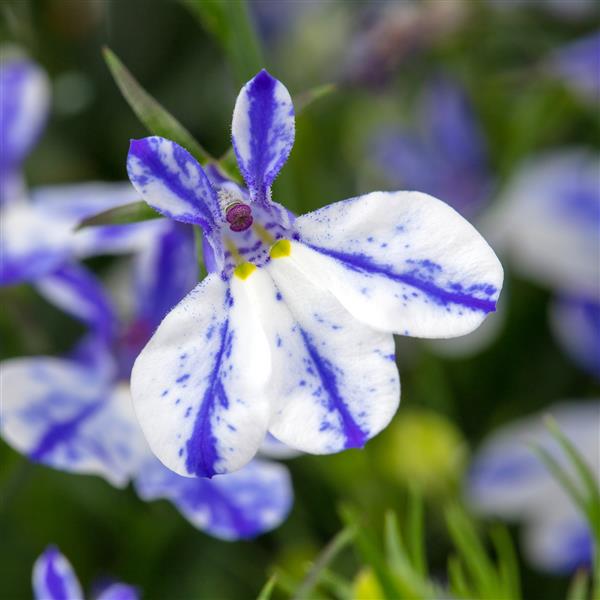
{"left": 126, "top": 69, "right": 503, "bottom": 478}
{"left": 468, "top": 401, "right": 599, "bottom": 573}
{"left": 0, "top": 49, "right": 153, "bottom": 286}
{"left": 0, "top": 221, "right": 293, "bottom": 541}
{"left": 33, "top": 545, "right": 138, "bottom": 600}
{"left": 371, "top": 76, "right": 492, "bottom": 220}
{"left": 490, "top": 149, "right": 600, "bottom": 377}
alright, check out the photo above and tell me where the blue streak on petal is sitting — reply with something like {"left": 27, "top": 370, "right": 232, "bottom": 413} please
{"left": 184, "top": 320, "right": 230, "bottom": 477}
{"left": 299, "top": 329, "right": 367, "bottom": 449}
{"left": 306, "top": 243, "right": 497, "bottom": 313}
{"left": 43, "top": 547, "right": 69, "bottom": 600}
{"left": 29, "top": 401, "right": 103, "bottom": 462}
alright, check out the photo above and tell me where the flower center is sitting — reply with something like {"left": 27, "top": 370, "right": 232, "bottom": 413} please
{"left": 225, "top": 202, "right": 253, "bottom": 232}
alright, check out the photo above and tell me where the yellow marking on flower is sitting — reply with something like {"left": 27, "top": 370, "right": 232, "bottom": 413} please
{"left": 270, "top": 239, "right": 291, "bottom": 259}
{"left": 234, "top": 262, "right": 257, "bottom": 280}
{"left": 253, "top": 222, "right": 276, "bottom": 245}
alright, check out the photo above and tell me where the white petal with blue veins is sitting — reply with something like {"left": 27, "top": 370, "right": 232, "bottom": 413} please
{"left": 0, "top": 359, "right": 146, "bottom": 487}
{"left": 252, "top": 258, "right": 400, "bottom": 454}
{"left": 294, "top": 191, "right": 503, "bottom": 338}
{"left": 130, "top": 273, "right": 272, "bottom": 477}
{"left": 32, "top": 546, "right": 83, "bottom": 600}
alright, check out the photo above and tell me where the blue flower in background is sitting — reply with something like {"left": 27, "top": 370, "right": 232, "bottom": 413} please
{"left": 371, "top": 77, "right": 492, "bottom": 220}
{"left": 467, "top": 401, "right": 599, "bottom": 573}
{"left": 490, "top": 150, "right": 600, "bottom": 378}
{"left": 33, "top": 545, "right": 139, "bottom": 600}
{"left": 0, "top": 49, "right": 151, "bottom": 286}
{"left": 546, "top": 30, "right": 600, "bottom": 106}
{"left": 0, "top": 221, "right": 293, "bottom": 541}
{"left": 126, "top": 69, "right": 503, "bottom": 478}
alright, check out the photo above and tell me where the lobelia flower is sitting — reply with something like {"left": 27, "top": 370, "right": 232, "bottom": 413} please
{"left": 371, "top": 77, "right": 492, "bottom": 220}
{"left": 489, "top": 150, "right": 600, "bottom": 377}
{"left": 33, "top": 545, "right": 138, "bottom": 600}
{"left": 126, "top": 69, "right": 503, "bottom": 478}
{"left": 467, "top": 401, "right": 599, "bottom": 573}
{"left": 0, "top": 49, "right": 155, "bottom": 287}
{"left": 0, "top": 221, "right": 293, "bottom": 540}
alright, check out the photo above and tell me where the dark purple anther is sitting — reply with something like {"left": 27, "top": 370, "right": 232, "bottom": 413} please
{"left": 226, "top": 202, "right": 253, "bottom": 232}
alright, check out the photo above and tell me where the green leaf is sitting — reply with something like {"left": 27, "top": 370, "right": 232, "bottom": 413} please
{"left": 76, "top": 201, "right": 158, "bottom": 229}
{"left": 448, "top": 555, "right": 475, "bottom": 599}
{"left": 567, "top": 570, "right": 589, "bottom": 600}
{"left": 182, "top": 0, "right": 264, "bottom": 86}
{"left": 445, "top": 505, "right": 500, "bottom": 598}
{"left": 103, "top": 47, "right": 211, "bottom": 164}
{"left": 256, "top": 574, "right": 278, "bottom": 600}
{"left": 490, "top": 525, "right": 521, "bottom": 600}
{"left": 292, "top": 526, "right": 356, "bottom": 600}
{"left": 406, "top": 486, "right": 427, "bottom": 578}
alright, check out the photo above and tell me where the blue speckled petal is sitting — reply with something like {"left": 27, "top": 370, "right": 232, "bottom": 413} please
{"left": 293, "top": 191, "right": 503, "bottom": 339}
{"left": 0, "top": 358, "right": 146, "bottom": 487}
{"left": 250, "top": 262, "right": 399, "bottom": 454}
{"left": 231, "top": 70, "right": 294, "bottom": 217}
{"left": 127, "top": 137, "right": 219, "bottom": 232}
{"left": 134, "top": 457, "right": 293, "bottom": 540}
{"left": 131, "top": 273, "right": 272, "bottom": 477}
{"left": 32, "top": 546, "right": 83, "bottom": 600}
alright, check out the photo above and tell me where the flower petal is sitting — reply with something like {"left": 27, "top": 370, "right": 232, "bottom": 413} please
{"left": 550, "top": 296, "right": 600, "bottom": 378}
{"left": 133, "top": 222, "right": 198, "bottom": 330}
{"left": 468, "top": 402, "right": 600, "bottom": 519}
{"left": 0, "top": 203, "right": 72, "bottom": 285}
{"left": 131, "top": 273, "right": 272, "bottom": 477}
{"left": 254, "top": 257, "right": 400, "bottom": 454}
{"left": 96, "top": 583, "right": 140, "bottom": 600}
{"left": 32, "top": 182, "right": 139, "bottom": 222}
{"left": 0, "top": 54, "right": 50, "bottom": 205}
{"left": 134, "top": 457, "right": 292, "bottom": 540}
{"left": 259, "top": 433, "right": 302, "bottom": 460}
{"left": 524, "top": 511, "right": 593, "bottom": 574}
{"left": 0, "top": 358, "right": 146, "bottom": 487}
{"left": 231, "top": 70, "right": 295, "bottom": 205}
{"left": 73, "top": 220, "right": 169, "bottom": 259}
{"left": 127, "top": 137, "right": 219, "bottom": 232}
{"left": 34, "top": 263, "right": 117, "bottom": 341}
{"left": 293, "top": 191, "right": 503, "bottom": 338}
{"left": 32, "top": 546, "right": 83, "bottom": 600}
{"left": 489, "top": 150, "right": 599, "bottom": 297}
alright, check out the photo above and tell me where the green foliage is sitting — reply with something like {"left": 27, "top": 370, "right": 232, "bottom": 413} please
{"left": 182, "top": 0, "right": 265, "bottom": 86}
{"left": 103, "top": 47, "right": 211, "bottom": 165}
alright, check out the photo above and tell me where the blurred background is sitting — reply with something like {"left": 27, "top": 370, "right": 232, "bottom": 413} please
{"left": 1, "top": 0, "right": 599, "bottom": 598}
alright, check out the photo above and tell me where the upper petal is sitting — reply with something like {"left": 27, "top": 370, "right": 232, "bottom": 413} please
{"left": 0, "top": 358, "right": 146, "bottom": 487}
{"left": 96, "top": 583, "right": 140, "bottom": 600}
{"left": 32, "top": 546, "right": 83, "bottom": 600}
{"left": 0, "top": 54, "right": 50, "bottom": 200}
{"left": 231, "top": 70, "right": 295, "bottom": 205}
{"left": 130, "top": 273, "right": 272, "bottom": 477}
{"left": 127, "top": 136, "right": 219, "bottom": 232}
{"left": 294, "top": 191, "right": 503, "bottom": 338}
{"left": 134, "top": 457, "right": 293, "bottom": 540}
{"left": 249, "top": 258, "right": 400, "bottom": 454}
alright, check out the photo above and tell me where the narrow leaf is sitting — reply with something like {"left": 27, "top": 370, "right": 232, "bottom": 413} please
{"left": 490, "top": 525, "right": 521, "bottom": 600}
{"left": 182, "top": 0, "right": 264, "bottom": 86}
{"left": 103, "top": 47, "right": 211, "bottom": 164}
{"left": 406, "top": 486, "right": 427, "bottom": 578}
{"left": 292, "top": 526, "right": 356, "bottom": 600}
{"left": 77, "top": 201, "right": 158, "bottom": 229}
{"left": 256, "top": 574, "right": 278, "bottom": 600}
{"left": 567, "top": 570, "right": 589, "bottom": 600}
